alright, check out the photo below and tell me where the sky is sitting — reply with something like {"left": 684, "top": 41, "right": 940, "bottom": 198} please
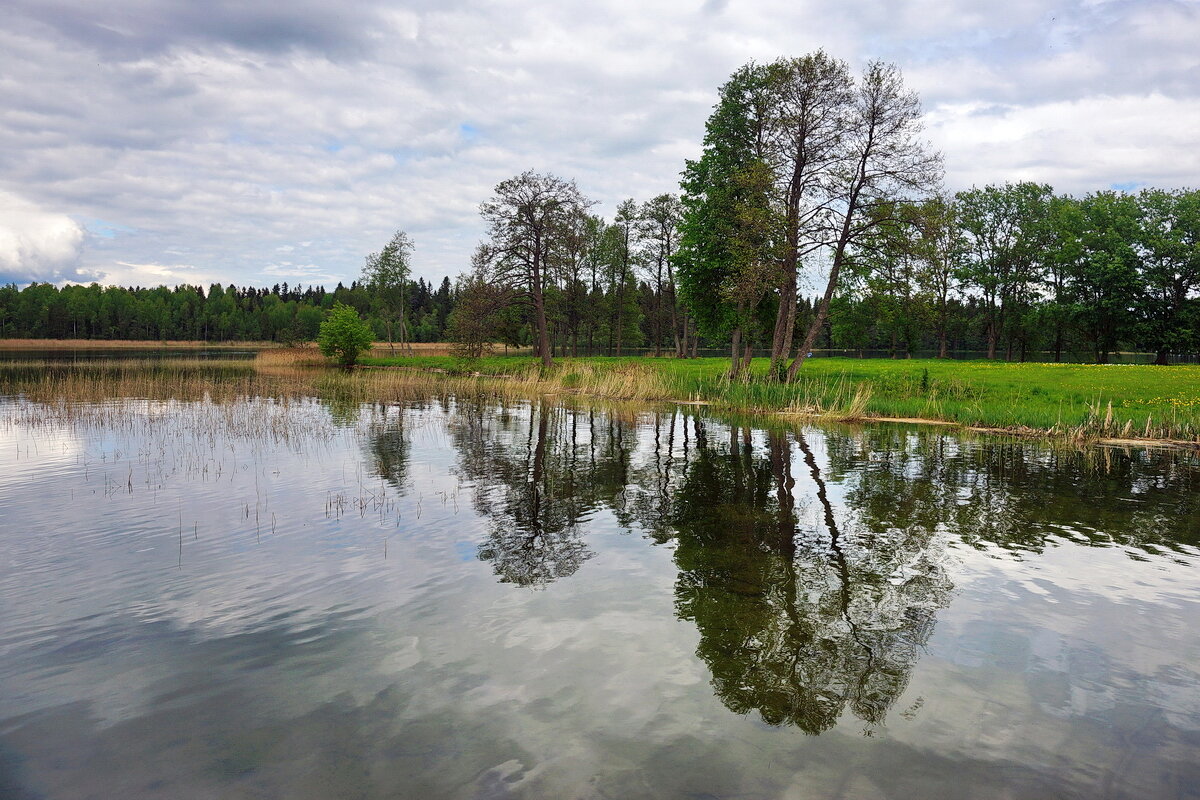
{"left": 1, "top": 0, "right": 1198, "bottom": 290}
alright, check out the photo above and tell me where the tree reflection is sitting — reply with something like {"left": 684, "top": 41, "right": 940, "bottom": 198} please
{"left": 666, "top": 420, "right": 953, "bottom": 733}
{"left": 443, "top": 399, "right": 1200, "bottom": 730}
{"left": 822, "top": 427, "right": 1200, "bottom": 554}
{"left": 450, "top": 400, "right": 636, "bottom": 587}
{"left": 363, "top": 403, "right": 412, "bottom": 490}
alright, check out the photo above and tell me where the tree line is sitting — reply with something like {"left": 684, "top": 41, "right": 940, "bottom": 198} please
{"left": 0, "top": 277, "right": 453, "bottom": 344}
{"left": 457, "top": 53, "right": 1199, "bottom": 369}
{"left": 3, "top": 51, "right": 1197, "bottom": 366}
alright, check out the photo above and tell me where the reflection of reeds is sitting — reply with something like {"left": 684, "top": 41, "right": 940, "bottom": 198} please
{"left": 6, "top": 352, "right": 1195, "bottom": 445}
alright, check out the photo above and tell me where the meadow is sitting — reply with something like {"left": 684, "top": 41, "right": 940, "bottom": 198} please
{"left": 3, "top": 342, "right": 1196, "bottom": 443}
{"left": 359, "top": 352, "right": 1200, "bottom": 443}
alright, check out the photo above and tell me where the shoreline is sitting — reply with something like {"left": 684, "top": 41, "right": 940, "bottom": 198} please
{"left": 352, "top": 361, "right": 1200, "bottom": 450}
{"left": 0, "top": 338, "right": 276, "bottom": 349}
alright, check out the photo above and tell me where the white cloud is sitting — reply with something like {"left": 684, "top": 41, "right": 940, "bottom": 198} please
{"left": 0, "top": 191, "right": 85, "bottom": 282}
{"left": 262, "top": 262, "right": 342, "bottom": 283}
{"left": 0, "top": 0, "right": 1197, "bottom": 288}
{"left": 931, "top": 93, "right": 1200, "bottom": 192}
{"left": 72, "top": 259, "right": 220, "bottom": 288}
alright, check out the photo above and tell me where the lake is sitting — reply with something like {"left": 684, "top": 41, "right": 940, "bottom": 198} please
{"left": 1, "top": 365, "right": 1198, "bottom": 799}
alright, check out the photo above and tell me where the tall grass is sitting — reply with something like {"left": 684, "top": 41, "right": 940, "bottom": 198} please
{"left": 4, "top": 350, "right": 1197, "bottom": 443}
{"left": 360, "top": 353, "right": 1200, "bottom": 443}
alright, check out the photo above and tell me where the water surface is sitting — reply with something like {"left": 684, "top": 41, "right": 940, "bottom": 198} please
{"left": 1, "top": 381, "right": 1198, "bottom": 799}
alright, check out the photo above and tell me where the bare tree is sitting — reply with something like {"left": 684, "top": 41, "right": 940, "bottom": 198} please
{"left": 787, "top": 62, "right": 942, "bottom": 380}
{"left": 479, "top": 170, "right": 592, "bottom": 367}
{"left": 636, "top": 194, "right": 684, "bottom": 357}
{"left": 763, "top": 53, "right": 854, "bottom": 377}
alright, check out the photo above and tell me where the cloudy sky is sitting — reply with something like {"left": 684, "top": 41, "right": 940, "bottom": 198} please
{"left": 1, "top": 0, "right": 1198, "bottom": 289}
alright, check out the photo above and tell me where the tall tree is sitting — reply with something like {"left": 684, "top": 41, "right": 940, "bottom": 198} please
{"left": 636, "top": 194, "right": 684, "bottom": 357}
{"left": 609, "top": 199, "right": 641, "bottom": 356}
{"left": 676, "top": 64, "right": 778, "bottom": 378}
{"left": 842, "top": 201, "right": 930, "bottom": 358}
{"left": 1135, "top": 188, "right": 1200, "bottom": 364}
{"left": 788, "top": 61, "right": 942, "bottom": 380}
{"left": 1065, "top": 191, "right": 1142, "bottom": 363}
{"left": 957, "top": 182, "right": 1055, "bottom": 360}
{"left": 763, "top": 53, "right": 855, "bottom": 376}
{"left": 361, "top": 229, "right": 414, "bottom": 355}
{"left": 911, "top": 196, "right": 967, "bottom": 358}
{"left": 479, "top": 170, "right": 592, "bottom": 367}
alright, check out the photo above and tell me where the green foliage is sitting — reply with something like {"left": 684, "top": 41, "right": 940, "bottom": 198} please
{"left": 0, "top": 279, "right": 454, "bottom": 344}
{"left": 676, "top": 64, "right": 776, "bottom": 348}
{"left": 317, "top": 303, "right": 375, "bottom": 366}
{"left": 361, "top": 230, "right": 414, "bottom": 351}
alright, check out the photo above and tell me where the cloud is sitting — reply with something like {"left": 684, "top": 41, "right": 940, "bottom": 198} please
{"left": 0, "top": 0, "right": 1197, "bottom": 289}
{"left": 0, "top": 191, "right": 85, "bottom": 283}
{"left": 262, "top": 262, "right": 342, "bottom": 283}
{"left": 930, "top": 93, "right": 1200, "bottom": 192}
{"left": 72, "top": 260, "right": 222, "bottom": 289}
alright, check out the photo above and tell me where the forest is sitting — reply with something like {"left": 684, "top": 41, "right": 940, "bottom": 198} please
{"left": 2, "top": 54, "right": 1197, "bottom": 367}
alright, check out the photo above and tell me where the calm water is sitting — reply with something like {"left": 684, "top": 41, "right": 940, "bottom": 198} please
{"left": 1, "top": 384, "right": 1199, "bottom": 798}
{"left": 0, "top": 348, "right": 260, "bottom": 362}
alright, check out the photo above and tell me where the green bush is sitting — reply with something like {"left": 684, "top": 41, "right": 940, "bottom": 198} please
{"left": 317, "top": 303, "right": 375, "bottom": 366}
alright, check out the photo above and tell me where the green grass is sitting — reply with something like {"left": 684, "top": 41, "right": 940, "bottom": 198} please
{"left": 357, "top": 354, "right": 1200, "bottom": 442}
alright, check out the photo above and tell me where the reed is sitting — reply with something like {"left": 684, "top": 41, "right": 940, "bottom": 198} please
{"left": 4, "top": 351, "right": 1197, "bottom": 444}
{"left": 357, "top": 354, "right": 1200, "bottom": 444}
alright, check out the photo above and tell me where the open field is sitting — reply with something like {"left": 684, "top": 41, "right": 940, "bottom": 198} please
{"left": 358, "top": 353, "right": 1200, "bottom": 444}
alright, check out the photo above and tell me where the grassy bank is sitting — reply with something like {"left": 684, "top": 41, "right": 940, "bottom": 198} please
{"left": 3, "top": 347, "right": 1196, "bottom": 445}
{"left": 358, "top": 353, "right": 1200, "bottom": 444}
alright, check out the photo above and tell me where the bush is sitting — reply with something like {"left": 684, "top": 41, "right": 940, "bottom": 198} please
{"left": 317, "top": 303, "right": 375, "bottom": 366}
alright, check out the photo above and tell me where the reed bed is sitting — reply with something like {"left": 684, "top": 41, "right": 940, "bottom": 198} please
{"left": 4, "top": 350, "right": 1197, "bottom": 445}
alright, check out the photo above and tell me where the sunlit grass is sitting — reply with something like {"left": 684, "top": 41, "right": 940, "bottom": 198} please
{"left": 361, "top": 353, "right": 1200, "bottom": 442}
{"left": 3, "top": 350, "right": 1196, "bottom": 443}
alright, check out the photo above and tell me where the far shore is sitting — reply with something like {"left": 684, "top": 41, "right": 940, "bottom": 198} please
{"left": 0, "top": 338, "right": 276, "bottom": 349}
{"left": 0, "top": 339, "right": 465, "bottom": 355}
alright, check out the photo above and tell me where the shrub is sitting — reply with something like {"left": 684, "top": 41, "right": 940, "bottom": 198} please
{"left": 317, "top": 303, "right": 375, "bottom": 366}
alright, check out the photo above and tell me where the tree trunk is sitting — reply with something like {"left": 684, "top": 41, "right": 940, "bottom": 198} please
{"left": 769, "top": 276, "right": 797, "bottom": 378}
{"left": 786, "top": 225, "right": 851, "bottom": 381}
{"left": 616, "top": 288, "right": 625, "bottom": 357}
{"left": 1155, "top": 348, "right": 1169, "bottom": 366}
{"left": 670, "top": 293, "right": 682, "bottom": 358}
{"left": 532, "top": 271, "right": 553, "bottom": 368}
{"left": 729, "top": 327, "right": 743, "bottom": 379}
